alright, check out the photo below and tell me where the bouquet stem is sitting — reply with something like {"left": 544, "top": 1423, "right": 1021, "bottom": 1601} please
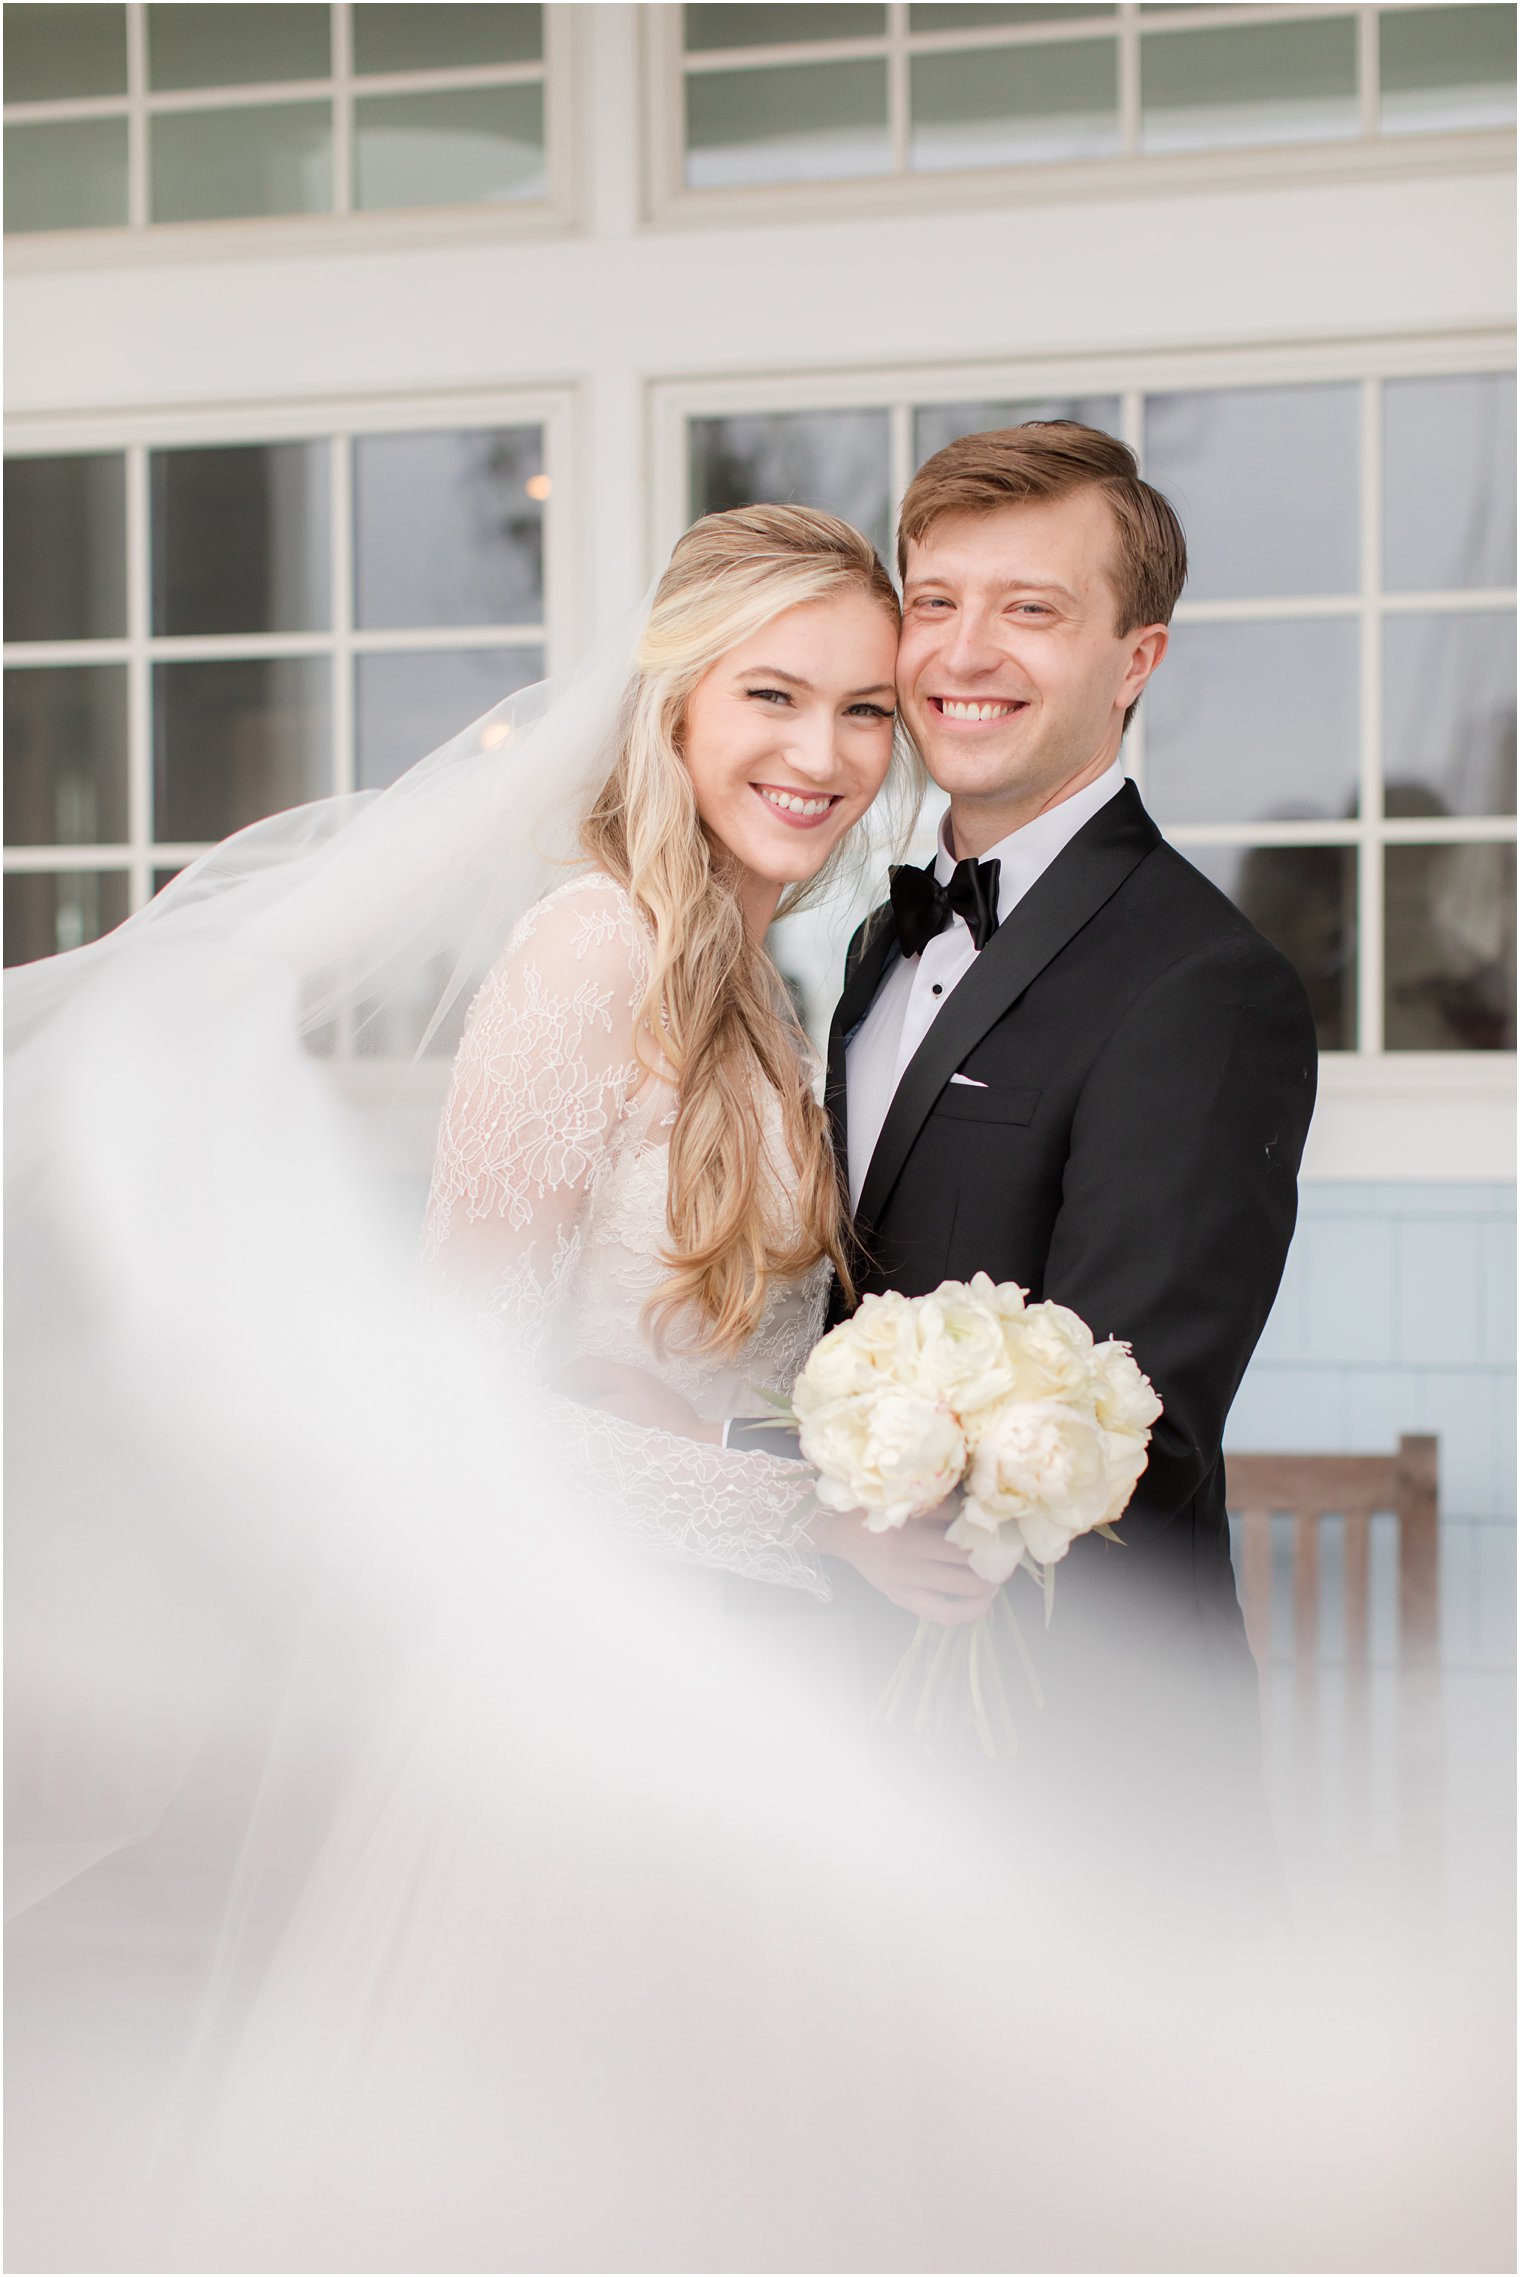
{"left": 873, "top": 1589, "right": 1041, "bottom": 1757}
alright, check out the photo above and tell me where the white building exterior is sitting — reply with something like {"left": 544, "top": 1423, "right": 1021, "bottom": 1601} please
{"left": 5, "top": 1, "right": 1515, "bottom": 1533}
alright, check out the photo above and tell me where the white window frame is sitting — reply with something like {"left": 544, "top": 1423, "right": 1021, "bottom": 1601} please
{"left": 3, "top": 1, "right": 579, "bottom": 272}
{"left": 648, "top": 327, "right": 1517, "bottom": 1179}
{"left": 644, "top": 1, "right": 1515, "bottom": 227}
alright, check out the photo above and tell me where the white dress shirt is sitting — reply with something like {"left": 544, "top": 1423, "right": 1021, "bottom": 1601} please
{"left": 845, "top": 760, "right": 1128, "bottom": 1209}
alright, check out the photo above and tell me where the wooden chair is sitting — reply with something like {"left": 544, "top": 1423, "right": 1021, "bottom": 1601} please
{"left": 1225, "top": 1436, "right": 1441, "bottom": 1863}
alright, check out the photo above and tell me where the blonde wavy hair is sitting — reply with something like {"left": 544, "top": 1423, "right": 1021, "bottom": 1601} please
{"left": 581, "top": 504, "right": 918, "bottom": 1363}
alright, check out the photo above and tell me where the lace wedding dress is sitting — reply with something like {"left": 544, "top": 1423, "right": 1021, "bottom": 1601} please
{"left": 422, "top": 869, "right": 832, "bottom": 1600}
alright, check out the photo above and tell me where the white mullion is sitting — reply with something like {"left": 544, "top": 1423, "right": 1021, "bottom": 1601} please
{"left": 905, "top": 11, "right": 1144, "bottom": 54}
{"left": 331, "top": 2, "right": 354, "bottom": 217}
{"left": 887, "top": 3, "right": 911, "bottom": 176}
{"left": 1167, "top": 822, "right": 1364, "bottom": 847}
{"left": 1, "top": 95, "right": 133, "bottom": 125}
{"left": 1381, "top": 588, "right": 1518, "bottom": 616}
{"left": 342, "top": 58, "right": 549, "bottom": 96}
{"left": 683, "top": 35, "right": 894, "bottom": 73}
{"left": 2, "top": 639, "right": 134, "bottom": 668}
{"left": 143, "top": 78, "right": 337, "bottom": 115}
{"left": 1118, "top": 2, "right": 1360, "bottom": 31}
{"left": 887, "top": 400, "right": 914, "bottom": 582}
{"left": 348, "top": 625, "right": 547, "bottom": 654}
{"left": 126, "top": 2, "right": 149, "bottom": 229}
{"left": 2, "top": 846, "right": 136, "bottom": 873}
{"left": 1358, "top": 5, "right": 1381, "bottom": 140}
{"left": 1118, "top": 4, "right": 1142, "bottom": 158}
{"left": 145, "top": 631, "right": 336, "bottom": 661}
{"left": 1359, "top": 374, "right": 1384, "bottom": 1056}
{"left": 1121, "top": 386, "right": 1146, "bottom": 793}
{"left": 1379, "top": 816, "right": 1518, "bottom": 846}
{"left": 1173, "top": 594, "right": 1362, "bottom": 624}
{"left": 331, "top": 433, "right": 355, "bottom": 796}
{"left": 125, "top": 445, "right": 153, "bottom": 910}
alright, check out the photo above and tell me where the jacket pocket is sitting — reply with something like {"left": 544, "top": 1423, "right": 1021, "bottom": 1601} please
{"left": 931, "top": 1082, "right": 1040, "bottom": 1126}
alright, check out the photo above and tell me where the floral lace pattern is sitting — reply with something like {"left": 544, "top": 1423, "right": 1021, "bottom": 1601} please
{"left": 424, "top": 872, "right": 831, "bottom": 1598}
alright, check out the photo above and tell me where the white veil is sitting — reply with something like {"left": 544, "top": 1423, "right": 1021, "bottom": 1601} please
{"left": 6, "top": 600, "right": 1510, "bottom": 2274}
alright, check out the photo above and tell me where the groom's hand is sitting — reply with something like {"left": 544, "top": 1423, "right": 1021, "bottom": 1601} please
{"left": 811, "top": 1505, "right": 999, "bottom": 1625}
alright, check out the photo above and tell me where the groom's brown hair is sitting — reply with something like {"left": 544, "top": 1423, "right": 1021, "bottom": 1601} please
{"left": 897, "top": 421, "right": 1188, "bottom": 635}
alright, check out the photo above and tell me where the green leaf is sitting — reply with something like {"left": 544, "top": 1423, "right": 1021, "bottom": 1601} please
{"left": 1095, "top": 1523, "right": 1126, "bottom": 1547}
{"left": 1043, "top": 1559, "right": 1056, "bottom": 1631}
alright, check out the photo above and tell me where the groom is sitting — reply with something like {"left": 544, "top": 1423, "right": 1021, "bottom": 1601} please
{"left": 820, "top": 423, "right": 1317, "bottom": 1837}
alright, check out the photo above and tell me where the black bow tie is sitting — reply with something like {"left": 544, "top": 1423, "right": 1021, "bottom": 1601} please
{"left": 888, "top": 855, "right": 1002, "bottom": 961}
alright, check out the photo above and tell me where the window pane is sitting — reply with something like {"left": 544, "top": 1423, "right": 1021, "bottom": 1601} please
{"left": 1145, "top": 619, "right": 1360, "bottom": 826}
{"left": 145, "top": 3, "right": 330, "bottom": 90}
{"left": 914, "top": 397, "right": 1122, "bottom": 463}
{"left": 686, "top": 60, "right": 890, "bottom": 186}
{"left": 911, "top": 39, "right": 1119, "bottom": 168}
{"left": 354, "top": 86, "right": 545, "bottom": 211}
{"left": 1141, "top": 18, "right": 1358, "bottom": 152}
{"left": 685, "top": 6, "right": 886, "bottom": 52}
{"left": 5, "top": 4, "right": 127, "bottom": 100}
{"left": 4, "top": 869, "right": 131, "bottom": 965}
{"left": 150, "top": 103, "right": 332, "bottom": 223}
{"left": 911, "top": 4, "right": 1115, "bottom": 25}
{"left": 1182, "top": 843, "right": 1357, "bottom": 1051}
{"left": 5, "top": 118, "right": 128, "bottom": 233}
{"left": 4, "top": 455, "right": 127, "bottom": 643}
{"left": 153, "top": 657, "right": 330, "bottom": 840}
{"left": 354, "top": 429, "right": 545, "bottom": 631}
{"left": 1383, "top": 372, "right": 1517, "bottom": 594}
{"left": 1385, "top": 843, "right": 1515, "bottom": 1050}
{"left": 1380, "top": 5, "right": 1516, "bottom": 135}
{"left": 689, "top": 410, "right": 893, "bottom": 562}
{"left": 1145, "top": 384, "right": 1360, "bottom": 600}
{"left": 354, "top": 3, "right": 543, "bottom": 73}
{"left": 4, "top": 666, "right": 129, "bottom": 847}
{"left": 1384, "top": 613, "right": 1516, "bottom": 820}
{"left": 151, "top": 443, "right": 330, "bottom": 636}
{"left": 356, "top": 648, "right": 544, "bottom": 792}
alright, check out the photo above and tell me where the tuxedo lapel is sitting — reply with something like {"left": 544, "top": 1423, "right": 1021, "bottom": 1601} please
{"left": 824, "top": 904, "right": 896, "bottom": 1165}
{"left": 855, "top": 781, "right": 1161, "bottom": 1232}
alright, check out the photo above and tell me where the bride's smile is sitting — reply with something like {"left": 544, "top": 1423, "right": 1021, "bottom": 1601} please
{"left": 678, "top": 588, "right": 899, "bottom": 936}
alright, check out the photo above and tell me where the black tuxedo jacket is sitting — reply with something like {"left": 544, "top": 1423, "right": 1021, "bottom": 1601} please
{"left": 824, "top": 780, "right": 1318, "bottom": 1747}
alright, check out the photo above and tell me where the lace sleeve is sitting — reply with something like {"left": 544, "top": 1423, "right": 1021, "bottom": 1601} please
{"left": 422, "top": 873, "right": 647, "bottom": 1347}
{"left": 423, "top": 874, "right": 828, "bottom": 1601}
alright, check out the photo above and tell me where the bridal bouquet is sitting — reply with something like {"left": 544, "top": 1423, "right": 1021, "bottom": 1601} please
{"left": 789, "top": 1275, "right": 1161, "bottom": 1754}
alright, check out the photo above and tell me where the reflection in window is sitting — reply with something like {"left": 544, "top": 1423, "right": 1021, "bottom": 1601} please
{"left": 356, "top": 648, "right": 544, "bottom": 792}
{"left": 4, "top": 667, "right": 130, "bottom": 848}
{"left": 1145, "top": 618, "right": 1360, "bottom": 827}
{"left": 1145, "top": 384, "right": 1359, "bottom": 600}
{"left": 1383, "top": 614, "right": 1517, "bottom": 821}
{"left": 353, "top": 86, "right": 546, "bottom": 211}
{"left": 151, "top": 102, "right": 333, "bottom": 223}
{"left": 1379, "top": 4, "right": 1517, "bottom": 135}
{"left": 1383, "top": 372, "right": 1517, "bottom": 595}
{"left": 153, "top": 657, "right": 332, "bottom": 841}
{"left": 4, "top": 117, "right": 130, "bottom": 235}
{"left": 151, "top": 443, "right": 331, "bottom": 637}
{"left": 686, "top": 60, "right": 891, "bottom": 187}
{"left": 1385, "top": 843, "right": 1516, "bottom": 1050}
{"left": 1140, "top": 16, "right": 1359, "bottom": 151}
{"left": 910, "top": 40, "right": 1120, "bottom": 170}
{"left": 5, "top": 3, "right": 128, "bottom": 101}
{"left": 4, "top": 454, "right": 127, "bottom": 643}
{"left": 1183, "top": 842, "right": 1357, "bottom": 1051}
{"left": 689, "top": 410, "right": 893, "bottom": 560}
{"left": 354, "top": 429, "right": 546, "bottom": 630}
{"left": 4, "top": 869, "right": 131, "bottom": 967}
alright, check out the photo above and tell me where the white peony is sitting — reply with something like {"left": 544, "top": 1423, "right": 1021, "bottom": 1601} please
{"left": 906, "top": 1280, "right": 1018, "bottom": 1420}
{"left": 944, "top": 1497, "right": 1027, "bottom": 1585}
{"left": 792, "top": 1290, "right": 921, "bottom": 1415}
{"left": 989, "top": 1301, "right": 1097, "bottom": 1411}
{"left": 1089, "top": 1337, "right": 1163, "bottom": 1437}
{"left": 965, "top": 1396, "right": 1115, "bottom": 1565}
{"left": 797, "top": 1384, "right": 965, "bottom": 1530}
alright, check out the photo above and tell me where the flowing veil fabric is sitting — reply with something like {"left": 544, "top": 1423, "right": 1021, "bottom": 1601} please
{"left": 5, "top": 608, "right": 1512, "bottom": 2273}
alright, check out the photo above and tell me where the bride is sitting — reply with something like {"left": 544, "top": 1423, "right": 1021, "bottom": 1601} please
{"left": 423, "top": 502, "right": 997, "bottom": 1625}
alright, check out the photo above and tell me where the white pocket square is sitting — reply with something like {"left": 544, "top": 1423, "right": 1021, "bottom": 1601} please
{"left": 949, "top": 1072, "right": 988, "bottom": 1088}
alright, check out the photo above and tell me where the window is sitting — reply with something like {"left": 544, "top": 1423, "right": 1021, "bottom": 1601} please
{"left": 3, "top": 397, "right": 564, "bottom": 969}
{"left": 657, "top": 3, "right": 1514, "bottom": 206}
{"left": 3, "top": 3, "right": 562, "bottom": 237}
{"left": 673, "top": 356, "right": 1516, "bottom": 1060}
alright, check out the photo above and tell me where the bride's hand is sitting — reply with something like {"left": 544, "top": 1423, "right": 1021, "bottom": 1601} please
{"left": 548, "top": 1358, "right": 722, "bottom": 1446}
{"left": 809, "top": 1506, "right": 1000, "bottom": 1626}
